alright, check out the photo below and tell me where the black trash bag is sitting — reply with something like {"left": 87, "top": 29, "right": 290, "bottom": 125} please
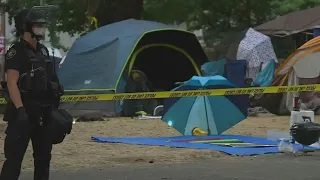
{"left": 290, "top": 122, "right": 320, "bottom": 146}
{"left": 47, "top": 109, "right": 73, "bottom": 144}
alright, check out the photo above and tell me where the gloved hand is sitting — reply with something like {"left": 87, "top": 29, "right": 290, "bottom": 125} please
{"left": 16, "top": 107, "right": 29, "bottom": 125}
{"left": 8, "top": 107, "right": 29, "bottom": 139}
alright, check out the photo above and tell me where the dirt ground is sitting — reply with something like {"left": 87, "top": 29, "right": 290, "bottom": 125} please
{"left": 0, "top": 114, "right": 319, "bottom": 171}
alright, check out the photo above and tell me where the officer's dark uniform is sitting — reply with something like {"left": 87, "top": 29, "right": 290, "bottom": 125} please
{"left": 0, "top": 8, "right": 63, "bottom": 180}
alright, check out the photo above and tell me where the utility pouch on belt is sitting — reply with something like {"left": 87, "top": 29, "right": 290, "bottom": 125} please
{"left": 47, "top": 109, "right": 73, "bottom": 144}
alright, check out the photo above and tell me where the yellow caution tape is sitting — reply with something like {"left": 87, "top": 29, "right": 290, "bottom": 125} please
{"left": 0, "top": 84, "right": 318, "bottom": 104}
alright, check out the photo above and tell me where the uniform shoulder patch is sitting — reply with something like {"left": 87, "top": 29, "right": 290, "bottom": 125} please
{"left": 6, "top": 47, "right": 16, "bottom": 59}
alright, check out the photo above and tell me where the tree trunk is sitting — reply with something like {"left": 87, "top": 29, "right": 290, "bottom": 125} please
{"left": 94, "top": 0, "right": 144, "bottom": 27}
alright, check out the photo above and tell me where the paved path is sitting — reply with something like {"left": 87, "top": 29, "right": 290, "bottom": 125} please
{"left": 20, "top": 153, "right": 320, "bottom": 180}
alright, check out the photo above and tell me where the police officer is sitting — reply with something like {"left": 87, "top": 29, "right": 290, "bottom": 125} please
{"left": 0, "top": 8, "right": 62, "bottom": 180}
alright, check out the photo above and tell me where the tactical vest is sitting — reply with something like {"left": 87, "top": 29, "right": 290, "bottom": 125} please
{"left": 18, "top": 43, "right": 55, "bottom": 97}
{"left": 3, "top": 42, "right": 59, "bottom": 103}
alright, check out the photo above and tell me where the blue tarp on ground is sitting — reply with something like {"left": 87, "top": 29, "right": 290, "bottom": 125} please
{"left": 92, "top": 135, "right": 320, "bottom": 156}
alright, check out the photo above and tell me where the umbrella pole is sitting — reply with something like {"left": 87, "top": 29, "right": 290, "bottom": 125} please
{"left": 203, "top": 96, "right": 211, "bottom": 135}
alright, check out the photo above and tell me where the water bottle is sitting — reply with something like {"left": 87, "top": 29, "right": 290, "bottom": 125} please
{"left": 289, "top": 132, "right": 295, "bottom": 144}
{"left": 278, "top": 138, "right": 295, "bottom": 153}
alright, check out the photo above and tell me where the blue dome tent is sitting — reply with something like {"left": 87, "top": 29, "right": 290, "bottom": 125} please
{"left": 58, "top": 19, "right": 208, "bottom": 117}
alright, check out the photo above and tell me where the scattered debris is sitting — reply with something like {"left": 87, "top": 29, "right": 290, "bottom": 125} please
{"left": 248, "top": 107, "right": 269, "bottom": 116}
{"left": 76, "top": 116, "right": 106, "bottom": 122}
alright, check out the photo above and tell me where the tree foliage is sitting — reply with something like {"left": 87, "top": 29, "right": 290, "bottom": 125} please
{"left": 1, "top": 0, "right": 320, "bottom": 52}
{"left": 0, "top": 0, "right": 144, "bottom": 49}
{"left": 142, "top": 0, "right": 195, "bottom": 24}
{"left": 273, "top": 0, "right": 320, "bottom": 15}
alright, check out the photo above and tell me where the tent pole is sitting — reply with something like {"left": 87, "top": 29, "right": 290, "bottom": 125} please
{"left": 203, "top": 95, "right": 211, "bottom": 135}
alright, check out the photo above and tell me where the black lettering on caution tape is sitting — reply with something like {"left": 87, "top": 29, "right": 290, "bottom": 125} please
{"left": 224, "top": 90, "right": 236, "bottom": 95}
{"left": 169, "top": 91, "right": 211, "bottom": 98}
{"left": 61, "top": 96, "right": 98, "bottom": 102}
{"left": 277, "top": 88, "right": 287, "bottom": 93}
{"left": 224, "top": 88, "right": 265, "bottom": 95}
{"left": 169, "top": 93, "right": 181, "bottom": 98}
{"left": 112, "top": 93, "right": 156, "bottom": 100}
{"left": 112, "top": 95, "right": 125, "bottom": 100}
{"left": 277, "top": 85, "right": 316, "bottom": 93}
{"left": 306, "top": 86, "right": 316, "bottom": 91}
{"left": 252, "top": 89, "right": 265, "bottom": 94}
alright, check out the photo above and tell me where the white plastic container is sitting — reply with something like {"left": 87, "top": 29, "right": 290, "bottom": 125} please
{"left": 290, "top": 110, "right": 314, "bottom": 127}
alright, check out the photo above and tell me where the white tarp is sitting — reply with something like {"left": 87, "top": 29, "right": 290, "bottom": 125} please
{"left": 237, "top": 28, "right": 278, "bottom": 78}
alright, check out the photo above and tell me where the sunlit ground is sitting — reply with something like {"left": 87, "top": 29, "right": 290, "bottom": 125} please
{"left": 0, "top": 114, "right": 318, "bottom": 171}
